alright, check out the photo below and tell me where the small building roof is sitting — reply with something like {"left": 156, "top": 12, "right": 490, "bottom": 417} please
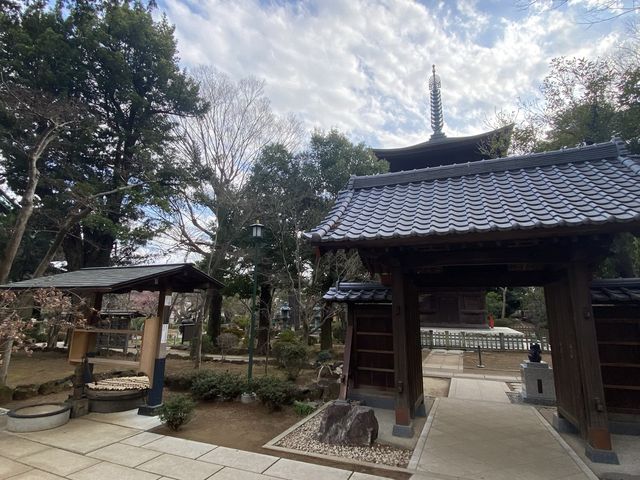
{"left": 372, "top": 126, "right": 512, "bottom": 172}
{"left": 0, "top": 263, "right": 223, "bottom": 294}
{"left": 591, "top": 278, "right": 640, "bottom": 305}
{"left": 323, "top": 282, "right": 392, "bottom": 303}
{"left": 306, "top": 139, "right": 640, "bottom": 248}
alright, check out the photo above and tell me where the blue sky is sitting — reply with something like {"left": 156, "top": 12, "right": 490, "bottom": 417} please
{"left": 156, "top": 0, "right": 634, "bottom": 148}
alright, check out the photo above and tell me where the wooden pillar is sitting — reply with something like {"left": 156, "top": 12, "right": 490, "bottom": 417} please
{"left": 339, "top": 305, "right": 354, "bottom": 401}
{"left": 140, "top": 287, "right": 172, "bottom": 413}
{"left": 567, "top": 262, "right": 618, "bottom": 463}
{"left": 391, "top": 265, "right": 413, "bottom": 437}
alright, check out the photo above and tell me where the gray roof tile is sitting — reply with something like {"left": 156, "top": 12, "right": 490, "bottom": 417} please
{"left": 323, "top": 283, "right": 392, "bottom": 303}
{"left": 305, "top": 140, "right": 640, "bottom": 245}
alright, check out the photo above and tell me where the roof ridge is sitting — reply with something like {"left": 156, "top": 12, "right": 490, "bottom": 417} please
{"left": 354, "top": 140, "right": 621, "bottom": 190}
{"left": 80, "top": 263, "right": 192, "bottom": 271}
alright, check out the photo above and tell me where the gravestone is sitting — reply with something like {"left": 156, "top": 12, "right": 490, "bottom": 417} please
{"left": 316, "top": 401, "right": 378, "bottom": 446}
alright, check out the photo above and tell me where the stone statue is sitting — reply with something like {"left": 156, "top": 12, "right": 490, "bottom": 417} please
{"left": 528, "top": 342, "right": 542, "bottom": 363}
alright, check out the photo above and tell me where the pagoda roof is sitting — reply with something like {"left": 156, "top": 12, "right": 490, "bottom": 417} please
{"left": 372, "top": 125, "right": 513, "bottom": 172}
{"left": 305, "top": 139, "right": 640, "bottom": 248}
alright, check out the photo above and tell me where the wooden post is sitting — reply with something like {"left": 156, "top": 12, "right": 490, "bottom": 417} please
{"left": 567, "top": 262, "right": 618, "bottom": 463}
{"left": 339, "top": 306, "right": 354, "bottom": 400}
{"left": 391, "top": 265, "right": 413, "bottom": 437}
{"left": 140, "top": 287, "right": 171, "bottom": 414}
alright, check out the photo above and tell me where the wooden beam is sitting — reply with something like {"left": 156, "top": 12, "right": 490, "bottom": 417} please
{"left": 391, "top": 265, "right": 413, "bottom": 436}
{"left": 339, "top": 318, "right": 354, "bottom": 401}
{"left": 567, "top": 262, "right": 616, "bottom": 459}
{"left": 411, "top": 267, "right": 563, "bottom": 288}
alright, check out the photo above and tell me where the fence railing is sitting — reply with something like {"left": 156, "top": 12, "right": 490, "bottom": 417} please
{"left": 420, "top": 330, "right": 551, "bottom": 352}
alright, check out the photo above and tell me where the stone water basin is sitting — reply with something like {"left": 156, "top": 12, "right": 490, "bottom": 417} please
{"left": 7, "top": 403, "right": 71, "bottom": 432}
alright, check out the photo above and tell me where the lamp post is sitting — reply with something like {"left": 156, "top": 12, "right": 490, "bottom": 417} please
{"left": 247, "top": 221, "right": 264, "bottom": 382}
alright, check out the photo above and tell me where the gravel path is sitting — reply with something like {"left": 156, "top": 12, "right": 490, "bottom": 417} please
{"left": 275, "top": 414, "right": 412, "bottom": 467}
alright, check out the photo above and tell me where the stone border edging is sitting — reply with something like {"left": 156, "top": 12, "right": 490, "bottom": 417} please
{"left": 407, "top": 396, "right": 439, "bottom": 470}
{"left": 263, "top": 402, "right": 414, "bottom": 475}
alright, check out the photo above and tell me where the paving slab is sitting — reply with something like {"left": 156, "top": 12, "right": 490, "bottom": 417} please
{"left": 206, "top": 468, "right": 281, "bottom": 480}
{"left": 422, "top": 351, "right": 463, "bottom": 372}
{"left": 87, "top": 442, "right": 163, "bottom": 467}
{"left": 137, "top": 453, "right": 223, "bottom": 480}
{"left": 68, "top": 461, "right": 160, "bottom": 480}
{"left": 198, "top": 446, "right": 278, "bottom": 473}
{"left": 447, "top": 377, "right": 510, "bottom": 403}
{"left": 0, "top": 458, "right": 32, "bottom": 479}
{"left": 350, "top": 472, "right": 400, "bottom": 479}
{"left": 141, "top": 436, "right": 217, "bottom": 459}
{"left": 84, "top": 411, "right": 163, "bottom": 430}
{"left": 0, "top": 433, "right": 50, "bottom": 459}
{"left": 4, "top": 469, "right": 66, "bottom": 480}
{"left": 19, "top": 447, "right": 100, "bottom": 476}
{"left": 16, "top": 418, "right": 139, "bottom": 454}
{"left": 413, "top": 397, "right": 592, "bottom": 479}
{"left": 121, "top": 432, "right": 164, "bottom": 447}
{"left": 263, "top": 458, "right": 352, "bottom": 480}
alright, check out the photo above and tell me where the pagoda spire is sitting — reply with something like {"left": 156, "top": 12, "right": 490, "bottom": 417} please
{"left": 428, "top": 64, "right": 446, "bottom": 140}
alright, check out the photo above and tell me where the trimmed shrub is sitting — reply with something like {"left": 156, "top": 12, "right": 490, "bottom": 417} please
{"left": 190, "top": 371, "right": 221, "bottom": 400}
{"left": 190, "top": 371, "right": 245, "bottom": 401}
{"left": 277, "top": 329, "right": 297, "bottom": 343}
{"left": 157, "top": 395, "right": 195, "bottom": 431}
{"left": 279, "top": 342, "right": 309, "bottom": 380}
{"left": 165, "top": 372, "right": 199, "bottom": 391}
{"left": 250, "top": 376, "right": 297, "bottom": 411}
{"left": 216, "top": 371, "right": 245, "bottom": 400}
{"left": 293, "top": 401, "right": 316, "bottom": 417}
{"left": 317, "top": 350, "right": 333, "bottom": 364}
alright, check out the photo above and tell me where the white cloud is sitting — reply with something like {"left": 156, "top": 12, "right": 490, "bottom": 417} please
{"left": 159, "top": 0, "right": 628, "bottom": 148}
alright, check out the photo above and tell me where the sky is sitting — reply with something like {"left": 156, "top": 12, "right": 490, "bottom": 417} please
{"left": 156, "top": 0, "right": 634, "bottom": 149}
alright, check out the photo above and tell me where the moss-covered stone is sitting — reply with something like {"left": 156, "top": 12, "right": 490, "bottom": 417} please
{"left": 13, "top": 384, "right": 39, "bottom": 400}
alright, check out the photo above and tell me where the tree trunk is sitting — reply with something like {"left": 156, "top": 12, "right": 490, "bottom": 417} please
{"left": 501, "top": 287, "right": 508, "bottom": 319}
{"left": 257, "top": 283, "right": 272, "bottom": 354}
{"left": 63, "top": 223, "right": 84, "bottom": 271}
{"left": 320, "top": 304, "right": 333, "bottom": 351}
{"left": 0, "top": 339, "right": 13, "bottom": 386}
{"left": 207, "top": 289, "right": 222, "bottom": 341}
{"left": 33, "top": 206, "right": 93, "bottom": 278}
{"left": 0, "top": 164, "right": 40, "bottom": 283}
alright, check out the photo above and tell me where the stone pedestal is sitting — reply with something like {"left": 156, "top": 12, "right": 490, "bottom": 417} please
{"left": 521, "top": 361, "right": 556, "bottom": 404}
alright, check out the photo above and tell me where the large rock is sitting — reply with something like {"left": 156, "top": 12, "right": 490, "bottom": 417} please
{"left": 316, "top": 402, "right": 378, "bottom": 446}
{"left": 12, "top": 384, "right": 39, "bottom": 401}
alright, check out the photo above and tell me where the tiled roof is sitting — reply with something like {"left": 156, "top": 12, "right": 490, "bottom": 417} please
{"left": 306, "top": 139, "right": 640, "bottom": 245}
{"left": 323, "top": 282, "right": 392, "bottom": 303}
{"left": 324, "top": 279, "right": 640, "bottom": 305}
{"left": 0, "top": 264, "right": 223, "bottom": 292}
{"left": 591, "top": 279, "right": 640, "bottom": 304}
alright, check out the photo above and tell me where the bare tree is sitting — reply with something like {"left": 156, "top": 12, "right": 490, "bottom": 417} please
{"left": 0, "top": 82, "right": 83, "bottom": 283}
{"left": 157, "top": 68, "right": 303, "bottom": 275}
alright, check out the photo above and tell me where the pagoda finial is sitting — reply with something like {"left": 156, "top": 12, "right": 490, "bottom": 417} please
{"left": 428, "top": 64, "right": 446, "bottom": 140}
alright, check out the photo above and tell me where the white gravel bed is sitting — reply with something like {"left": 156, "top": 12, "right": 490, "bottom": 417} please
{"left": 275, "top": 413, "right": 412, "bottom": 467}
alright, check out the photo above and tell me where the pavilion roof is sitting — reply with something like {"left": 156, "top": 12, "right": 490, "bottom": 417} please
{"left": 305, "top": 139, "right": 640, "bottom": 248}
{"left": 0, "top": 263, "right": 224, "bottom": 293}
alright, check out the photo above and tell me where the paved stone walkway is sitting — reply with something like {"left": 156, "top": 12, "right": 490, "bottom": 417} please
{"left": 0, "top": 410, "right": 392, "bottom": 480}
{"left": 410, "top": 397, "right": 596, "bottom": 480}
{"left": 447, "top": 378, "right": 510, "bottom": 403}
{"left": 421, "top": 350, "right": 464, "bottom": 373}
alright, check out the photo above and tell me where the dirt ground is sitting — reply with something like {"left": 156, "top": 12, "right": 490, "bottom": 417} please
{"left": 423, "top": 377, "right": 450, "bottom": 397}
{"left": 4, "top": 350, "right": 114, "bottom": 388}
{"left": 157, "top": 401, "right": 410, "bottom": 479}
{"left": 463, "top": 351, "right": 553, "bottom": 376}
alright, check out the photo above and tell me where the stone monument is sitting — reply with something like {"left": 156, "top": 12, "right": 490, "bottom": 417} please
{"left": 521, "top": 342, "right": 556, "bottom": 404}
